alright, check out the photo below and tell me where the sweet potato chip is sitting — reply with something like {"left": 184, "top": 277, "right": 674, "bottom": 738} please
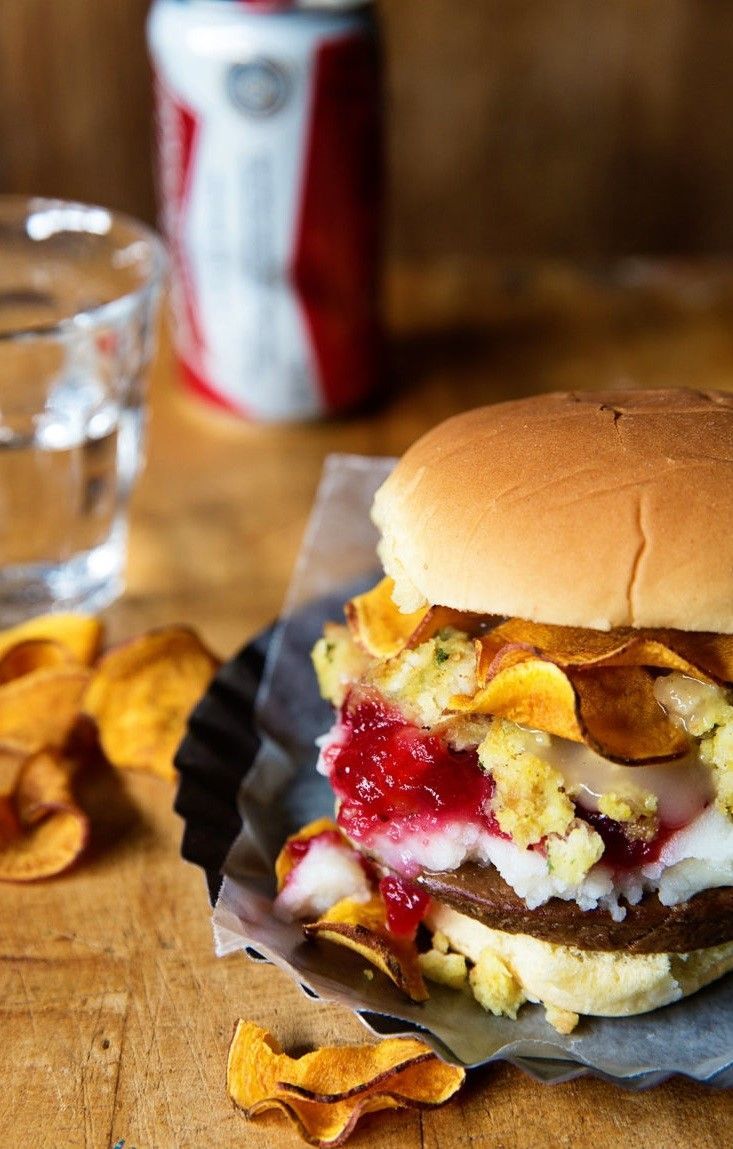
{"left": 573, "top": 667, "right": 691, "bottom": 762}
{"left": 84, "top": 626, "right": 219, "bottom": 780}
{"left": 227, "top": 1021, "right": 464, "bottom": 1147}
{"left": 0, "top": 750, "right": 89, "bottom": 881}
{"left": 476, "top": 619, "right": 733, "bottom": 685}
{"left": 452, "top": 655, "right": 582, "bottom": 738}
{"left": 450, "top": 657, "right": 689, "bottom": 763}
{"left": 475, "top": 639, "right": 540, "bottom": 684}
{"left": 655, "top": 630, "right": 733, "bottom": 686}
{"left": 346, "top": 578, "right": 432, "bottom": 658}
{"left": 344, "top": 583, "right": 733, "bottom": 761}
{"left": 0, "top": 746, "right": 26, "bottom": 793}
{"left": 346, "top": 577, "right": 484, "bottom": 659}
{"left": 304, "top": 895, "right": 429, "bottom": 1002}
{"left": 346, "top": 583, "right": 733, "bottom": 687}
{"left": 0, "top": 639, "right": 74, "bottom": 684}
{"left": 0, "top": 666, "right": 91, "bottom": 753}
{"left": 0, "top": 795, "right": 19, "bottom": 839}
{"left": 0, "top": 615, "right": 102, "bottom": 667}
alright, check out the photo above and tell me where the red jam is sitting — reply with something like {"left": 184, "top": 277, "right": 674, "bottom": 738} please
{"left": 323, "top": 692, "right": 682, "bottom": 878}
{"left": 379, "top": 874, "right": 431, "bottom": 937}
{"left": 326, "top": 693, "right": 501, "bottom": 857}
{"left": 287, "top": 829, "right": 344, "bottom": 864}
{"left": 580, "top": 808, "right": 677, "bottom": 870}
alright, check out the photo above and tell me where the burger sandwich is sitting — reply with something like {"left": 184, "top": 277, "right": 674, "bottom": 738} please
{"left": 302, "top": 389, "right": 733, "bottom": 1031}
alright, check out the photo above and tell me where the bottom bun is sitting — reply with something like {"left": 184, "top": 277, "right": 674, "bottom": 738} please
{"left": 427, "top": 902, "right": 733, "bottom": 1021}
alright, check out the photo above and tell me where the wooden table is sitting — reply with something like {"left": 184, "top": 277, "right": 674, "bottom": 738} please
{"left": 2, "top": 263, "right": 732, "bottom": 1147}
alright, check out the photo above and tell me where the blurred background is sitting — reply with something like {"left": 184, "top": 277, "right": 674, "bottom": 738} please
{"left": 4, "top": 0, "right": 733, "bottom": 263}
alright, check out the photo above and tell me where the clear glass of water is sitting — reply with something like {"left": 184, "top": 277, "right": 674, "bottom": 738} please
{"left": 0, "top": 198, "right": 166, "bottom": 623}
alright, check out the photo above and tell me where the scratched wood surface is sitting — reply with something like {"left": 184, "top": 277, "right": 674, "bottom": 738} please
{"left": 2, "top": 263, "right": 733, "bottom": 1148}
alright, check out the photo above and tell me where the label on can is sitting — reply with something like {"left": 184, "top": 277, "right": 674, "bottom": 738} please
{"left": 149, "top": 1, "right": 382, "bottom": 420}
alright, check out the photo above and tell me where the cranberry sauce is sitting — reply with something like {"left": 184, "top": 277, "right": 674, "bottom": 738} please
{"left": 286, "top": 829, "right": 344, "bottom": 865}
{"left": 580, "top": 808, "right": 677, "bottom": 870}
{"left": 326, "top": 692, "right": 499, "bottom": 851}
{"left": 379, "top": 874, "right": 431, "bottom": 937}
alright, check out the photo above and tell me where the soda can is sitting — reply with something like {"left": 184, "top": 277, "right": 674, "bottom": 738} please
{"left": 147, "top": 0, "right": 383, "bottom": 421}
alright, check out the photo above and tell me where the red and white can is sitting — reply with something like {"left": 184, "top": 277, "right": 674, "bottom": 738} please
{"left": 147, "top": 0, "right": 383, "bottom": 421}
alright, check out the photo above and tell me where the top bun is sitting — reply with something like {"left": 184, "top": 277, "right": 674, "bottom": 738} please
{"left": 372, "top": 389, "right": 733, "bottom": 632}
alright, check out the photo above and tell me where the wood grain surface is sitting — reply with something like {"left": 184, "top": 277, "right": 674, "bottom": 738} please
{"left": 2, "top": 263, "right": 732, "bottom": 1147}
{"left": 4, "top": 2, "right": 733, "bottom": 258}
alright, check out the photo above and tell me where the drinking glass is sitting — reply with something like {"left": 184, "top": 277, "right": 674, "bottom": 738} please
{"left": 0, "top": 198, "right": 165, "bottom": 623}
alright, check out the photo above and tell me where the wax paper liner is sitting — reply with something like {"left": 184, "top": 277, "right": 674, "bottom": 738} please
{"left": 175, "top": 453, "right": 733, "bottom": 1088}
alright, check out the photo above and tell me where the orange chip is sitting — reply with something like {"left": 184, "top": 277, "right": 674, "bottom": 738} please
{"left": 0, "top": 665, "right": 91, "bottom": 754}
{"left": 0, "top": 750, "right": 89, "bottom": 881}
{"left": 477, "top": 620, "right": 646, "bottom": 676}
{"left": 452, "top": 655, "right": 583, "bottom": 739}
{"left": 589, "top": 635, "right": 716, "bottom": 678}
{"left": 346, "top": 578, "right": 432, "bottom": 658}
{"left": 227, "top": 1021, "right": 464, "bottom": 1147}
{"left": 451, "top": 656, "right": 689, "bottom": 764}
{"left": 476, "top": 619, "right": 733, "bottom": 685}
{"left": 304, "top": 895, "right": 429, "bottom": 1003}
{"left": 656, "top": 630, "right": 733, "bottom": 686}
{"left": 0, "top": 795, "right": 18, "bottom": 840}
{"left": 275, "top": 817, "right": 343, "bottom": 891}
{"left": 0, "top": 639, "right": 74, "bottom": 684}
{"left": 346, "top": 577, "right": 486, "bottom": 659}
{"left": 0, "top": 615, "right": 102, "bottom": 667}
{"left": 475, "top": 638, "right": 539, "bottom": 684}
{"left": 83, "top": 626, "right": 219, "bottom": 780}
{"left": 408, "top": 604, "right": 488, "bottom": 649}
{"left": 573, "top": 666, "right": 691, "bottom": 762}
{"left": 0, "top": 746, "right": 27, "bottom": 795}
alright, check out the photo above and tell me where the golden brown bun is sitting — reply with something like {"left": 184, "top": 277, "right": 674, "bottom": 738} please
{"left": 372, "top": 389, "right": 733, "bottom": 632}
{"left": 428, "top": 903, "right": 733, "bottom": 1019}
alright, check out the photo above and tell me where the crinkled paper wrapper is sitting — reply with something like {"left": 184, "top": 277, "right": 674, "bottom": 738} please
{"left": 178, "top": 454, "right": 733, "bottom": 1087}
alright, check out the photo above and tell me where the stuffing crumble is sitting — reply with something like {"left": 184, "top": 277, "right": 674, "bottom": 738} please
{"left": 312, "top": 623, "right": 370, "bottom": 707}
{"left": 546, "top": 820, "right": 604, "bottom": 885}
{"left": 367, "top": 628, "right": 477, "bottom": 727}
{"left": 478, "top": 719, "right": 575, "bottom": 848}
{"left": 469, "top": 948, "right": 526, "bottom": 1020}
{"left": 418, "top": 949, "right": 469, "bottom": 989}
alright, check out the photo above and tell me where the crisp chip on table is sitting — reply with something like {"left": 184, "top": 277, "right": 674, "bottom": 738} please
{"left": 226, "top": 1021, "right": 465, "bottom": 1147}
{"left": 83, "top": 626, "right": 220, "bottom": 780}
{"left": 0, "top": 750, "right": 89, "bottom": 881}
{"left": 0, "top": 614, "right": 103, "bottom": 667}
{"left": 0, "top": 614, "right": 219, "bottom": 882}
{"left": 0, "top": 639, "right": 76, "bottom": 683}
{"left": 0, "top": 666, "right": 92, "bottom": 754}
